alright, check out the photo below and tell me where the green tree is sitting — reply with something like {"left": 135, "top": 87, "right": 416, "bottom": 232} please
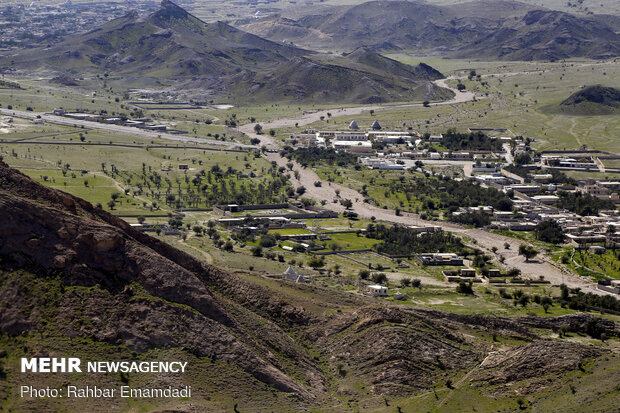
{"left": 372, "top": 272, "right": 388, "bottom": 284}
{"left": 534, "top": 220, "right": 564, "bottom": 244}
{"left": 308, "top": 256, "right": 326, "bottom": 270}
{"left": 518, "top": 244, "right": 538, "bottom": 262}
{"left": 456, "top": 281, "right": 474, "bottom": 295}
{"left": 540, "top": 296, "right": 553, "bottom": 313}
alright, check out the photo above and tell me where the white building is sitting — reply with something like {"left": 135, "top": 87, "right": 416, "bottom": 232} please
{"left": 365, "top": 284, "right": 388, "bottom": 297}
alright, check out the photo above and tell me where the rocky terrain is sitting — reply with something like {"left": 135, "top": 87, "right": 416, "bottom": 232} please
{"left": 239, "top": 0, "right": 620, "bottom": 60}
{"left": 0, "top": 0, "right": 450, "bottom": 104}
{"left": 556, "top": 85, "right": 620, "bottom": 115}
{"left": 1, "top": 159, "right": 619, "bottom": 411}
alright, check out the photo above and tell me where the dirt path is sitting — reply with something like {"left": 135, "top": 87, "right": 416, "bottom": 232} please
{"left": 236, "top": 76, "right": 607, "bottom": 295}
{"left": 179, "top": 233, "right": 214, "bottom": 264}
{"left": 259, "top": 148, "right": 601, "bottom": 293}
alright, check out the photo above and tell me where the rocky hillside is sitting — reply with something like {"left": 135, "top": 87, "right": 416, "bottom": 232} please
{"left": 556, "top": 85, "right": 620, "bottom": 115}
{"left": 0, "top": 160, "right": 619, "bottom": 411}
{"left": 227, "top": 50, "right": 451, "bottom": 104}
{"left": 456, "top": 9, "right": 620, "bottom": 60}
{"left": 0, "top": 0, "right": 451, "bottom": 104}
{"left": 239, "top": 0, "right": 620, "bottom": 60}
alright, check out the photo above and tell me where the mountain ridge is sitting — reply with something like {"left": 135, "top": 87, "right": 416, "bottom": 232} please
{"left": 238, "top": 0, "right": 620, "bottom": 60}
{"left": 0, "top": 0, "right": 450, "bottom": 104}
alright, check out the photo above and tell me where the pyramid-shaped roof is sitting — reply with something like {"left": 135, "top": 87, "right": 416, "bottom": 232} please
{"left": 371, "top": 120, "right": 381, "bottom": 130}
{"left": 283, "top": 265, "right": 298, "bottom": 276}
{"left": 349, "top": 120, "right": 359, "bottom": 130}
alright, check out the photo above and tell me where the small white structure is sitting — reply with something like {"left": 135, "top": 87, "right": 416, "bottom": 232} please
{"left": 365, "top": 284, "right": 388, "bottom": 297}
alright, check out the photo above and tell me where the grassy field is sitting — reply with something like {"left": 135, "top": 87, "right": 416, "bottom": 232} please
{"left": 0, "top": 127, "right": 287, "bottom": 215}
{"left": 567, "top": 248, "right": 620, "bottom": 280}
{"left": 19, "top": 168, "right": 148, "bottom": 214}
{"left": 279, "top": 58, "right": 620, "bottom": 154}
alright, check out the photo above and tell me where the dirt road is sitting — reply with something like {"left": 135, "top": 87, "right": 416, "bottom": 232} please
{"left": 238, "top": 80, "right": 606, "bottom": 295}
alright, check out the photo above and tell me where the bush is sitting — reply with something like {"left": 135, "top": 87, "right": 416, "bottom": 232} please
{"left": 372, "top": 273, "right": 388, "bottom": 284}
{"left": 259, "top": 233, "right": 277, "bottom": 248}
{"left": 456, "top": 281, "right": 474, "bottom": 295}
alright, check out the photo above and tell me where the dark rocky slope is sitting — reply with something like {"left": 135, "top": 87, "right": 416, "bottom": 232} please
{"left": 0, "top": 160, "right": 618, "bottom": 410}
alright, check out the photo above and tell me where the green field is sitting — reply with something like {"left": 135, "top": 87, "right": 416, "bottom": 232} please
{"left": 566, "top": 248, "right": 620, "bottom": 280}
{"left": 278, "top": 58, "right": 620, "bottom": 154}
{"left": 320, "top": 232, "right": 381, "bottom": 250}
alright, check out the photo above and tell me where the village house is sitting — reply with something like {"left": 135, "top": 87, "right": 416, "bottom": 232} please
{"left": 364, "top": 284, "right": 388, "bottom": 297}
{"left": 416, "top": 253, "right": 464, "bottom": 266}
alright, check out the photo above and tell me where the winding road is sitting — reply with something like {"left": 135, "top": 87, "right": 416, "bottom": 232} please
{"left": 3, "top": 76, "right": 606, "bottom": 294}
{"left": 238, "top": 76, "right": 476, "bottom": 149}
{"left": 237, "top": 78, "right": 606, "bottom": 295}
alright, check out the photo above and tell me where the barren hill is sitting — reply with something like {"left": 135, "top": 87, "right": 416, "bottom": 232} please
{"left": 239, "top": 0, "right": 620, "bottom": 60}
{"left": 0, "top": 0, "right": 451, "bottom": 104}
{"left": 556, "top": 85, "right": 620, "bottom": 115}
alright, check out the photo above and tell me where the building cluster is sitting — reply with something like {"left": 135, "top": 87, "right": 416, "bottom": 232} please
{"left": 0, "top": 2, "right": 156, "bottom": 52}
{"left": 467, "top": 174, "right": 620, "bottom": 253}
{"left": 289, "top": 121, "right": 509, "bottom": 170}
{"left": 52, "top": 109, "right": 169, "bottom": 132}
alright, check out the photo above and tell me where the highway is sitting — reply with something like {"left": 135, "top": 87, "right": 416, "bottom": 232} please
{"left": 0, "top": 108, "right": 255, "bottom": 149}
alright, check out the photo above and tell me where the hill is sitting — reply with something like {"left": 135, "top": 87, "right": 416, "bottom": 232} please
{"left": 227, "top": 49, "right": 452, "bottom": 104}
{"left": 455, "top": 9, "right": 620, "bottom": 60}
{"left": 555, "top": 85, "right": 620, "bottom": 115}
{"left": 0, "top": 0, "right": 451, "bottom": 104}
{"left": 238, "top": 0, "right": 620, "bottom": 60}
{"left": 1, "top": 163, "right": 620, "bottom": 411}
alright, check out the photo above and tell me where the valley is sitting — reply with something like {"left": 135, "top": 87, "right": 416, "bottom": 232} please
{"left": 0, "top": 0, "right": 619, "bottom": 412}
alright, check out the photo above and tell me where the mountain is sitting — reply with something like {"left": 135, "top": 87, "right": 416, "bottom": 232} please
{"left": 556, "top": 85, "right": 620, "bottom": 115}
{"left": 0, "top": 0, "right": 451, "bottom": 104}
{"left": 3, "top": 0, "right": 305, "bottom": 80}
{"left": 238, "top": 0, "right": 620, "bottom": 60}
{"left": 456, "top": 10, "right": 620, "bottom": 60}
{"left": 1, "top": 161, "right": 620, "bottom": 411}
{"left": 227, "top": 49, "right": 452, "bottom": 104}
{"left": 239, "top": 0, "right": 471, "bottom": 52}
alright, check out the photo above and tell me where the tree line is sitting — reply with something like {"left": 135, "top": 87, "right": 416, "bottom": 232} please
{"left": 366, "top": 224, "right": 465, "bottom": 256}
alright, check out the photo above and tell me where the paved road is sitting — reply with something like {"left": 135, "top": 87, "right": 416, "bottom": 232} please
{"left": 237, "top": 80, "right": 607, "bottom": 296}
{"left": 4, "top": 79, "right": 606, "bottom": 294}
{"left": 238, "top": 77, "right": 477, "bottom": 144}
{"left": 0, "top": 108, "right": 254, "bottom": 149}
